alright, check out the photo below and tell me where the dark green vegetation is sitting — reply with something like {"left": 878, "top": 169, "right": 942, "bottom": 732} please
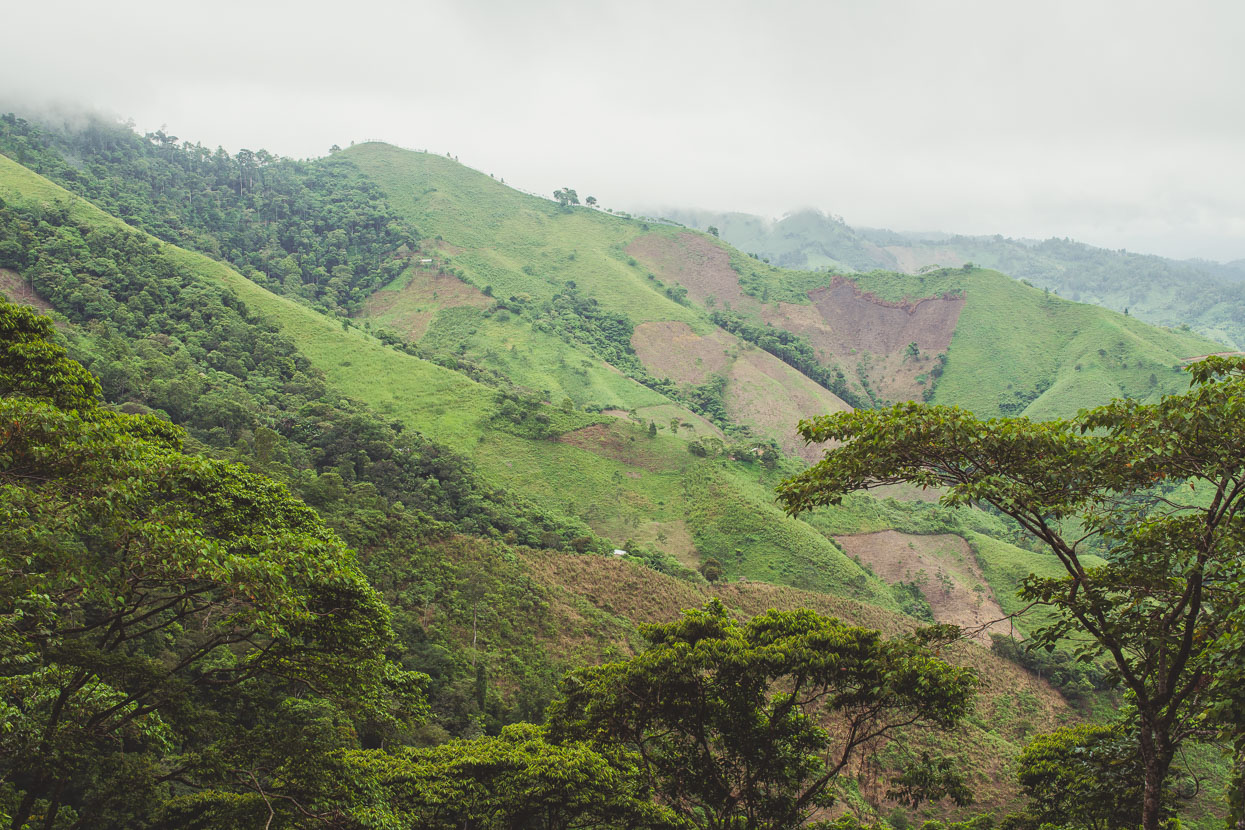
{"left": 0, "top": 302, "right": 421, "bottom": 827}
{"left": 0, "top": 303, "right": 978, "bottom": 827}
{"left": 780, "top": 357, "right": 1245, "bottom": 830}
{"left": 0, "top": 109, "right": 1240, "bottom": 827}
{"left": 0, "top": 112, "right": 415, "bottom": 316}
{"left": 548, "top": 601, "right": 977, "bottom": 829}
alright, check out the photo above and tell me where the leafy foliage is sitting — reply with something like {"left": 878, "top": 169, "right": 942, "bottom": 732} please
{"left": 987, "top": 633, "right": 1110, "bottom": 702}
{"left": 533, "top": 281, "right": 649, "bottom": 380}
{"left": 341, "top": 723, "right": 681, "bottom": 829}
{"left": 0, "top": 112, "right": 416, "bottom": 315}
{"left": 1015, "top": 724, "right": 1157, "bottom": 830}
{"left": 546, "top": 600, "right": 977, "bottom": 829}
{"left": 778, "top": 359, "right": 1245, "bottom": 830}
{"left": 0, "top": 298, "right": 425, "bottom": 829}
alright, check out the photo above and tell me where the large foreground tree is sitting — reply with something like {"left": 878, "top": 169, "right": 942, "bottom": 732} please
{"left": 0, "top": 300, "right": 424, "bottom": 828}
{"left": 778, "top": 357, "right": 1245, "bottom": 830}
{"left": 546, "top": 600, "right": 977, "bottom": 830}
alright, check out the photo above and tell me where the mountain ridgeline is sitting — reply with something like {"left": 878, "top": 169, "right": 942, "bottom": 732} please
{"left": 0, "top": 110, "right": 1236, "bottom": 828}
{"left": 659, "top": 205, "right": 1245, "bottom": 350}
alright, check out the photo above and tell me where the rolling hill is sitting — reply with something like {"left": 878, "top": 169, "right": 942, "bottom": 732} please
{"left": 662, "top": 205, "right": 1245, "bottom": 350}
{"left": 0, "top": 112, "right": 1232, "bottom": 822}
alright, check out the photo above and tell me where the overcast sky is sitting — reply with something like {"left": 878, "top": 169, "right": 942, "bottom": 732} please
{"left": 3, "top": 0, "right": 1243, "bottom": 261}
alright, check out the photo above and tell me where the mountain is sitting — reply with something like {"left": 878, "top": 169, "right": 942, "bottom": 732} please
{"left": 660, "top": 206, "right": 1245, "bottom": 350}
{"left": 0, "top": 111, "right": 1232, "bottom": 823}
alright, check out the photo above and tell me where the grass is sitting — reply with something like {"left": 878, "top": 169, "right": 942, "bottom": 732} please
{"left": 5, "top": 133, "right": 1237, "bottom": 823}
{"left": 849, "top": 267, "right": 1222, "bottom": 418}
{"left": 965, "top": 530, "right": 1108, "bottom": 640}
{"left": 341, "top": 143, "right": 861, "bottom": 459}
{"left": 681, "top": 463, "right": 902, "bottom": 610}
{"left": 342, "top": 143, "right": 699, "bottom": 324}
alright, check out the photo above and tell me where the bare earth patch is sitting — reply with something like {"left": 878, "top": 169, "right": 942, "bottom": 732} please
{"left": 520, "top": 550, "right": 707, "bottom": 631}
{"left": 0, "top": 268, "right": 53, "bottom": 312}
{"left": 834, "top": 530, "right": 1012, "bottom": 644}
{"left": 632, "top": 322, "right": 850, "bottom": 461}
{"left": 723, "top": 347, "right": 850, "bottom": 463}
{"left": 765, "top": 276, "right": 964, "bottom": 404}
{"left": 626, "top": 232, "right": 756, "bottom": 311}
{"left": 364, "top": 264, "right": 491, "bottom": 340}
{"left": 631, "top": 321, "right": 730, "bottom": 384}
{"left": 555, "top": 422, "right": 680, "bottom": 472}
{"left": 635, "top": 519, "right": 699, "bottom": 569}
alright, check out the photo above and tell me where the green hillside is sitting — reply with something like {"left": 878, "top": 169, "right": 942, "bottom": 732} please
{"left": 668, "top": 203, "right": 1245, "bottom": 350}
{"left": 850, "top": 267, "right": 1221, "bottom": 418}
{"left": 1, "top": 113, "right": 1236, "bottom": 825}
{"left": 0, "top": 150, "right": 905, "bottom": 612}
{"left": 344, "top": 144, "right": 1221, "bottom": 426}
{"left": 341, "top": 142, "right": 857, "bottom": 459}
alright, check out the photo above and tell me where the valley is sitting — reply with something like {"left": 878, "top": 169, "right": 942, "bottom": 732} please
{"left": 0, "top": 111, "right": 1237, "bottom": 828}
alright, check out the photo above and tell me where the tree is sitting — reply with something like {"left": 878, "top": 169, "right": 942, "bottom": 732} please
{"left": 778, "top": 356, "right": 1245, "bottom": 830}
{"left": 698, "top": 557, "right": 725, "bottom": 583}
{"left": 585, "top": 196, "right": 597, "bottom": 207}
{"left": 1015, "top": 723, "right": 1158, "bottom": 830}
{"left": 0, "top": 301, "right": 102, "bottom": 410}
{"left": 553, "top": 188, "right": 580, "bottom": 208}
{"left": 343, "top": 723, "right": 680, "bottom": 829}
{"left": 0, "top": 300, "right": 425, "bottom": 828}
{"left": 546, "top": 600, "right": 976, "bottom": 830}
{"left": 707, "top": 226, "right": 719, "bottom": 238}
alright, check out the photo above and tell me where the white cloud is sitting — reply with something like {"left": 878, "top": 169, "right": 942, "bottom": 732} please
{"left": 2, "top": 0, "right": 1242, "bottom": 260}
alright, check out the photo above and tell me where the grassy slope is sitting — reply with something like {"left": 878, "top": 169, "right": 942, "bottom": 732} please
{"left": 0, "top": 153, "right": 902, "bottom": 609}
{"left": 612, "top": 220, "right": 1218, "bottom": 421}
{"left": 2, "top": 147, "right": 1229, "bottom": 824}
{"left": 343, "top": 143, "right": 694, "bottom": 323}
{"left": 893, "top": 235, "right": 1245, "bottom": 351}
{"left": 212, "top": 274, "right": 906, "bottom": 609}
{"left": 342, "top": 143, "right": 856, "bottom": 458}
{"left": 849, "top": 268, "right": 1221, "bottom": 418}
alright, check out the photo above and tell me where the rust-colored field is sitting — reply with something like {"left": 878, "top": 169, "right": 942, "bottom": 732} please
{"left": 834, "top": 530, "right": 1012, "bottom": 643}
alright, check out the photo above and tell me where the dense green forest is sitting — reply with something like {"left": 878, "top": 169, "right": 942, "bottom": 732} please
{"left": 0, "top": 113, "right": 414, "bottom": 316}
{"left": 0, "top": 147, "right": 623, "bottom": 739}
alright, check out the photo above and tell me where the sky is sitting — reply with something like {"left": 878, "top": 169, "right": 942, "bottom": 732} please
{"left": 3, "top": 0, "right": 1244, "bottom": 261}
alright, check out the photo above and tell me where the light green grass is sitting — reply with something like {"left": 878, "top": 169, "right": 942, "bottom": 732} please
{"left": 414, "top": 306, "right": 670, "bottom": 410}
{"left": 682, "top": 463, "right": 902, "bottom": 610}
{"left": 850, "top": 268, "right": 1221, "bottom": 418}
{"left": 0, "top": 154, "right": 134, "bottom": 228}
{"left": 342, "top": 143, "right": 700, "bottom": 324}
{"left": 966, "top": 531, "right": 1108, "bottom": 640}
